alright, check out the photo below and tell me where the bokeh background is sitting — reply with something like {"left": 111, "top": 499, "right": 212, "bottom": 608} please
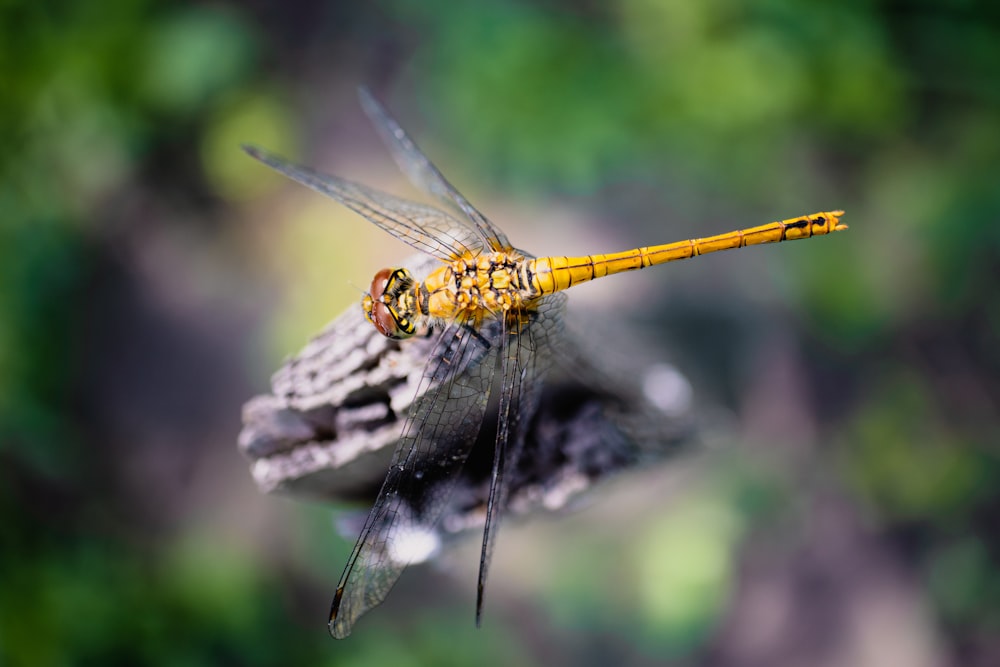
{"left": 2, "top": 1, "right": 999, "bottom": 665}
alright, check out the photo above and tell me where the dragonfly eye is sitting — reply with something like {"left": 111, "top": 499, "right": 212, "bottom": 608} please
{"left": 364, "top": 267, "right": 416, "bottom": 340}
{"left": 368, "top": 268, "right": 393, "bottom": 301}
{"left": 370, "top": 301, "right": 407, "bottom": 338}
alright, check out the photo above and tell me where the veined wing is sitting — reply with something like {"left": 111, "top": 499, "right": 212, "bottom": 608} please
{"left": 358, "top": 88, "right": 512, "bottom": 253}
{"left": 243, "top": 145, "right": 484, "bottom": 261}
{"left": 329, "top": 316, "right": 502, "bottom": 638}
{"left": 475, "top": 290, "right": 566, "bottom": 624}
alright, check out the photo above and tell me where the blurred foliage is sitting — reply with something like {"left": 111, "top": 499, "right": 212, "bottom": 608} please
{"left": 842, "top": 372, "right": 995, "bottom": 522}
{"left": 399, "top": 0, "right": 907, "bottom": 190}
{"left": 1, "top": 0, "right": 999, "bottom": 664}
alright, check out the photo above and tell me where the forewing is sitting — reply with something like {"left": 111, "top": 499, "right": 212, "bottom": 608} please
{"left": 329, "top": 317, "right": 501, "bottom": 638}
{"left": 475, "top": 292, "right": 566, "bottom": 624}
{"left": 244, "top": 145, "right": 483, "bottom": 261}
{"left": 358, "top": 88, "right": 513, "bottom": 253}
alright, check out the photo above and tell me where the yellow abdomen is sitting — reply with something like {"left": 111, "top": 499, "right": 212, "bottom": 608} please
{"left": 527, "top": 210, "right": 846, "bottom": 296}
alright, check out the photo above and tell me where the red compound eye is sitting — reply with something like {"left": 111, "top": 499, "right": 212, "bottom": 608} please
{"left": 369, "top": 268, "right": 392, "bottom": 300}
{"left": 371, "top": 301, "right": 402, "bottom": 338}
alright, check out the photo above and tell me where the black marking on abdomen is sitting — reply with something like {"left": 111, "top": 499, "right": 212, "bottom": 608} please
{"left": 521, "top": 263, "right": 537, "bottom": 298}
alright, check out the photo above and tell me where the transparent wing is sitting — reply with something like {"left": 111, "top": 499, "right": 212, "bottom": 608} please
{"left": 474, "top": 291, "right": 566, "bottom": 625}
{"left": 329, "top": 316, "right": 502, "bottom": 638}
{"left": 244, "top": 145, "right": 484, "bottom": 261}
{"left": 358, "top": 88, "right": 513, "bottom": 253}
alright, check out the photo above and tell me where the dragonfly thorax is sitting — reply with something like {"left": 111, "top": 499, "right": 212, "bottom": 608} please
{"left": 423, "top": 252, "right": 532, "bottom": 324}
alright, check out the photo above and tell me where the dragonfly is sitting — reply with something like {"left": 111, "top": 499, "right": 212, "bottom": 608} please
{"left": 244, "top": 89, "right": 846, "bottom": 639}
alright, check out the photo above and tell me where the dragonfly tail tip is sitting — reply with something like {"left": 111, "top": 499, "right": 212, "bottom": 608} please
{"left": 830, "top": 210, "right": 847, "bottom": 232}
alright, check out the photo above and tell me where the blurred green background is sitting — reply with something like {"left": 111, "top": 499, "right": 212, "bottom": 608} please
{"left": 2, "top": 0, "right": 999, "bottom": 665}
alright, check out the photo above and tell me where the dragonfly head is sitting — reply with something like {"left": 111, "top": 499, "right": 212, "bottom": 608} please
{"left": 362, "top": 267, "right": 418, "bottom": 339}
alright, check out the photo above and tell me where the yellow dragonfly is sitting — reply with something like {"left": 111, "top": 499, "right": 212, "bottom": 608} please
{"left": 245, "top": 89, "right": 846, "bottom": 639}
